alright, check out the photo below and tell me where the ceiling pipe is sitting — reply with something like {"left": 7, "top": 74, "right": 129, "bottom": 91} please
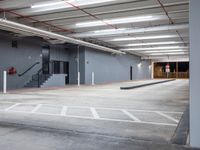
{"left": 70, "top": 23, "right": 189, "bottom": 38}
{"left": 156, "top": 0, "right": 187, "bottom": 46}
{"left": 0, "top": 18, "right": 125, "bottom": 54}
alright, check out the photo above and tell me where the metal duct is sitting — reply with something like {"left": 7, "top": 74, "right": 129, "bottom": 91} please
{"left": 0, "top": 19, "right": 125, "bottom": 54}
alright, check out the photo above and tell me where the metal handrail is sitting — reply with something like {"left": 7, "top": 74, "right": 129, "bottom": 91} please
{"left": 37, "top": 69, "right": 42, "bottom": 88}
{"left": 18, "top": 62, "right": 40, "bottom": 77}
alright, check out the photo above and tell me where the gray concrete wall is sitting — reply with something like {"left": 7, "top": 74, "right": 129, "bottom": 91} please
{"left": 189, "top": 0, "right": 200, "bottom": 148}
{"left": 0, "top": 30, "right": 151, "bottom": 90}
{"left": 84, "top": 48, "right": 151, "bottom": 85}
{"left": 0, "top": 31, "right": 69, "bottom": 90}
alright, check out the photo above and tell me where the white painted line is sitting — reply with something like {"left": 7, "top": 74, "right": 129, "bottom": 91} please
{"left": 98, "top": 117, "right": 177, "bottom": 126}
{"left": 31, "top": 104, "right": 42, "bottom": 113}
{"left": 4, "top": 103, "right": 20, "bottom": 111}
{"left": 95, "top": 107, "right": 183, "bottom": 114}
{"left": 156, "top": 111, "right": 179, "bottom": 123}
{"left": 121, "top": 109, "right": 141, "bottom": 122}
{"left": 90, "top": 107, "right": 100, "bottom": 119}
{"left": 61, "top": 106, "right": 68, "bottom": 116}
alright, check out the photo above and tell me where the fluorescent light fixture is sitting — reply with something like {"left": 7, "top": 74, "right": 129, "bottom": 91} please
{"left": 138, "top": 63, "right": 142, "bottom": 68}
{"left": 125, "top": 41, "right": 183, "bottom": 47}
{"left": 149, "top": 52, "right": 188, "bottom": 56}
{"left": 111, "top": 35, "right": 177, "bottom": 41}
{"left": 75, "top": 15, "right": 156, "bottom": 27}
{"left": 121, "top": 46, "right": 188, "bottom": 51}
{"left": 31, "top": 0, "right": 116, "bottom": 11}
{"left": 71, "top": 24, "right": 188, "bottom": 38}
{"left": 93, "top": 28, "right": 126, "bottom": 33}
{"left": 31, "top": 1, "right": 66, "bottom": 8}
{"left": 142, "top": 50, "right": 188, "bottom": 53}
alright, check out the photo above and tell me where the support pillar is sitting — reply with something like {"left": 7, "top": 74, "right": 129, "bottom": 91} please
{"left": 189, "top": 0, "right": 200, "bottom": 148}
{"left": 3, "top": 71, "right": 7, "bottom": 94}
{"left": 92, "top": 72, "right": 95, "bottom": 85}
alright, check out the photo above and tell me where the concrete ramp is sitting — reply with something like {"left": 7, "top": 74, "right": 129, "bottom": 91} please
{"left": 120, "top": 79, "right": 176, "bottom": 90}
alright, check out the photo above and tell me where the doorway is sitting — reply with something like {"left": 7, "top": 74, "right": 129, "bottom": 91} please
{"left": 130, "top": 66, "right": 133, "bottom": 80}
{"left": 53, "top": 61, "right": 61, "bottom": 74}
{"left": 64, "top": 62, "right": 69, "bottom": 84}
{"left": 52, "top": 61, "right": 69, "bottom": 84}
{"left": 42, "top": 46, "right": 50, "bottom": 74}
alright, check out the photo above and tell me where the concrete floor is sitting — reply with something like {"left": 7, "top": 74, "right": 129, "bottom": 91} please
{"left": 0, "top": 79, "right": 193, "bottom": 150}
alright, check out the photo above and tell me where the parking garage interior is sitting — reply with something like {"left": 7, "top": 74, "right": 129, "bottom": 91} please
{"left": 0, "top": 0, "right": 199, "bottom": 150}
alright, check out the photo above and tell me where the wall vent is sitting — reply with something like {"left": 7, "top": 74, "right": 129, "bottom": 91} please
{"left": 12, "top": 40, "right": 18, "bottom": 48}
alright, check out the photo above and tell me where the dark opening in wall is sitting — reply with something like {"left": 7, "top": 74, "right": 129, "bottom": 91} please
{"left": 154, "top": 62, "right": 189, "bottom": 78}
{"left": 12, "top": 40, "right": 18, "bottom": 48}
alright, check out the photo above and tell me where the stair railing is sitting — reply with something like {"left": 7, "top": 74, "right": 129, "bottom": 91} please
{"left": 37, "top": 68, "right": 42, "bottom": 88}
{"left": 18, "top": 62, "right": 40, "bottom": 77}
{"left": 37, "top": 62, "right": 53, "bottom": 88}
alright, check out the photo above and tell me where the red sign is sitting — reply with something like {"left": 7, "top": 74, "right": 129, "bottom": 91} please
{"left": 165, "top": 64, "right": 170, "bottom": 73}
{"left": 8, "top": 67, "right": 17, "bottom": 75}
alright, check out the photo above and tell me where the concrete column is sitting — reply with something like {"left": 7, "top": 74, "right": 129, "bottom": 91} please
{"left": 78, "top": 72, "right": 80, "bottom": 87}
{"left": 151, "top": 61, "right": 154, "bottom": 79}
{"left": 92, "top": 72, "right": 95, "bottom": 85}
{"left": 3, "top": 71, "right": 7, "bottom": 94}
{"left": 77, "top": 46, "right": 80, "bottom": 86}
{"left": 189, "top": 0, "right": 200, "bottom": 148}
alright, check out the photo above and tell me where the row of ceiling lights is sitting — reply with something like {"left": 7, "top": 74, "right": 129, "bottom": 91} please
{"left": 27, "top": 0, "right": 189, "bottom": 57}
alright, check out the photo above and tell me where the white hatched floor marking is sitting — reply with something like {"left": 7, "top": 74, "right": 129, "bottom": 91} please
{"left": 0, "top": 102, "right": 183, "bottom": 114}
{"left": 4, "top": 103, "right": 20, "bottom": 111}
{"left": 121, "top": 109, "right": 141, "bottom": 122}
{"left": 155, "top": 111, "right": 179, "bottom": 123}
{"left": 0, "top": 109, "right": 177, "bottom": 126}
{"left": 90, "top": 107, "right": 100, "bottom": 119}
{"left": 0, "top": 102, "right": 182, "bottom": 126}
{"left": 61, "top": 106, "right": 68, "bottom": 116}
{"left": 31, "top": 104, "right": 42, "bottom": 113}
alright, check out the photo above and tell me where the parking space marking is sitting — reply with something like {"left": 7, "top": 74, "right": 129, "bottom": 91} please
{"left": 155, "top": 111, "right": 179, "bottom": 123}
{"left": 4, "top": 103, "right": 20, "bottom": 111}
{"left": 0, "top": 109, "right": 177, "bottom": 127}
{"left": 0, "top": 102, "right": 182, "bottom": 126}
{"left": 31, "top": 104, "right": 42, "bottom": 113}
{"left": 0, "top": 102, "right": 183, "bottom": 114}
{"left": 90, "top": 107, "right": 100, "bottom": 119}
{"left": 61, "top": 106, "right": 68, "bottom": 116}
{"left": 121, "top": 109, "right": 141, "bottom": 122}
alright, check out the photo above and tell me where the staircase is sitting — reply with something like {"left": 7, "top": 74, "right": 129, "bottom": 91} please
{"left": 25, "top": 74, "right": 52, "bottom": 88}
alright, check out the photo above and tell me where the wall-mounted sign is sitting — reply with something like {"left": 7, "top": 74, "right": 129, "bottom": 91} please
{"left": 166, "top": 64, "right": 170, "bottom": 73}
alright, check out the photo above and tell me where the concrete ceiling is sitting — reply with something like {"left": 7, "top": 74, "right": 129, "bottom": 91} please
{"left": 0, "top": 0, "right": 189, "bottom": 59}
